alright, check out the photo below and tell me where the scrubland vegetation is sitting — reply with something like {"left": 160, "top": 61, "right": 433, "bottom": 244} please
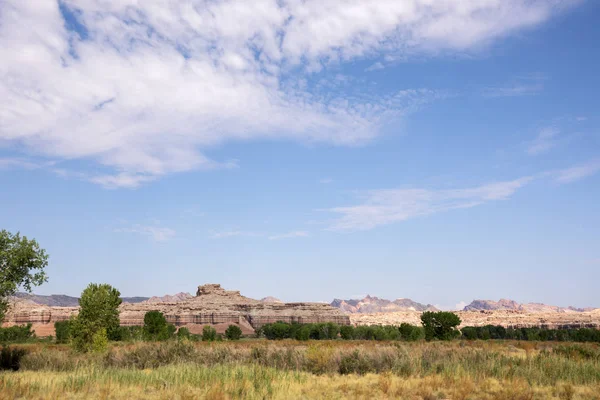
{"left": 1, "top": 340, "right": 600, "bottom": 399}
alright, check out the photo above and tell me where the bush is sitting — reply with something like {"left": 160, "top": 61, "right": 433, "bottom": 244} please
{"left": 177, "top": 327, "right": 191, "bottom": 340}
{"left": 262, "top": 322, "right": 291, "bottom": 340}
{"left": 0, "top": 324, "right": 35, "bottom": 343}
{"left": 0, "top": 346, "right": 27, "bottom": 371}
{"left": 340, "top": 325, "right": 355, "bottom": 340}
{"left": 143, "top": 311, "right": 175, "bottom": 341}
{"left": 295, "top": 325, "right": 311, "bottom": 341}
{"left": 202, "top": 325, "right": 217, "bottom": 342}
{"left": 339, "top": 350, "right": 374, "bottom": 375}
{"left": 54, "top": 320, "right": 71, "bottom": 344}
{"left": 225, "top": 325, "right": 242, "bottom": 341}
{"left": 399, "top": 323, "right": 424, "bottom": 341}
{"left": 421, "top": 311, "right": 461, "bottom": 341}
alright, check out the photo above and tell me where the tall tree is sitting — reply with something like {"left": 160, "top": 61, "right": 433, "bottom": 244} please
{"left": 70, "top": 283, "right": 122, "bottom": 352}
{"left": 0, "top": 230, "right": 48, "bottom": 322}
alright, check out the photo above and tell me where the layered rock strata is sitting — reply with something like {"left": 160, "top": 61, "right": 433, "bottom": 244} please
{"left": 350, "top": 309, "right": 600, "bottom": 330}
{"left": 3, "top": 284, "right": 350, "bottom": 336}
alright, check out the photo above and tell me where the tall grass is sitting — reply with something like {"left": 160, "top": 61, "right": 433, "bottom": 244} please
{"left": 2, "top": 340, "right": 600, "bottom": 399}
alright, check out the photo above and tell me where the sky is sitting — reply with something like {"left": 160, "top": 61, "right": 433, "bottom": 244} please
{"left": 1, "top": 0, "right": 599, "bottom": 310}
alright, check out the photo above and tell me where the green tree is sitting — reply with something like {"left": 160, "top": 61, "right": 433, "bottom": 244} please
{"left": 202, "top": 325, "right": 217, "bottom": 341}
{"left": 54, "top": 320, "right": 71, "bottom": 344}
{"left": 340, "top": 325, "right": 355, "bottom": 340}
{"left": 70, "top": 283, "right": 122, "bottom": 352}
{"left": 225, "top": 325, "right": 242, "bottom": 340}
{"left": 143, "top": 311, "right": 174, "bottom": 340}
{"left": 421, "top": 311, "right": 461, "bottom": 341}
{"left": 0, "top": 230, "right": 48, "bottom": 322}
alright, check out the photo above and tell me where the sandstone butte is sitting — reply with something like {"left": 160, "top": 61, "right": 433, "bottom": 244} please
{"left": 2, "top": 284, "right": 350, "bottom": 337}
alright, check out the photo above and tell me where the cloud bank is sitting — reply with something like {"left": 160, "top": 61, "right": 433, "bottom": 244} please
{"left": 0, "top": 0, "right": 579, "bottom": 187}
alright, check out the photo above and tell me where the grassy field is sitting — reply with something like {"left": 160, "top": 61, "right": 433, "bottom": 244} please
{"left": 2, "top": 340, "right": 600, "bottom": 399}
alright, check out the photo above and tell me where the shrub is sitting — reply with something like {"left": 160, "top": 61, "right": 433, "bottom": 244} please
{"left": 202, "top": 325, "right": 217, "bottom": 342}
{"left": 339, "top": 350, "right": 374, "bottom": 375}
{"left": 225, "top": 325, "right": 242, "bottom": 341}
{"left": 421, "top": 311, "right": 461, "bottom": 341}
{"left": 0, "top": 346, "right": 27, "bottom": 371}
{"left": 177, "top": 327, "right": 191, "bottom": 340}
{"left": 54, "top": 320, "right": 71, "bottom": 344}
{"left": 295, "top": 325, "right": 311, "bottom": 341}
{"left": 399, "top": 323, "right": 424, "bottom": 341}
{"left": 340, "top": 325, "right": 355, "bottom": 340}
{"left": 262, "top": 322, "right": 291, "bottom": 340}
{"left": 0, "top": 324, "right": 35, "bottom": 343}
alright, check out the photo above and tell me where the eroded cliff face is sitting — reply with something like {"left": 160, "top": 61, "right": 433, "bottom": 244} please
{"left": 3, "top": 284, "right": 350, "bottom": 336}
{"left": 350, "top": 309, "right": 600, "bottom": 330}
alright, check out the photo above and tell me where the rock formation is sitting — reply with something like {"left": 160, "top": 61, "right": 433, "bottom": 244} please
{"left": 3, "top": 284, "right": 349, "bottom": 336}
{"left": 142, "top": 292, "right": 193, "bottom": 304}
{"left": 260, "top": 297, "right": 282, "bottom": 303}
{"left": 12, "top": 292, "right": 149, "bottom": 307}
{"left": 350, "top": 309, "right": 600, "bottom": 330}
{"left": 332, "top": 295, "right": 439, "bottom": 313}
{"left": 463, "top": 299, "right": 595, "bottom": 313}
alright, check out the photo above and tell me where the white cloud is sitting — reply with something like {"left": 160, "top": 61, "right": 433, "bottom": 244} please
{"left": 268, "top": 231, "right": 310, "bottom": 240}
{"left": 115, "top": 224, "right": 176, "bottom": 242}
{"left": 210, "top": 230, "right": 263, "bottom": 239}
{"left": 327, "top": 177, "right": 534, "bottom": 231}
{"left": 365, "top": 62, "right": 385, "bottom": 72}
{"left": 0, "top": 157, "right": 45, "bottom": 170}
{"left": 527, "top": 126, "right": 560, "bottom": 155}
{"left": 0, "top": 0, "right": 579, "bottom": 187}
{"left": 483, "top": 83, "right": 544, "bottom": 98}
{"left": 319, "top": 178, "right": 333, "bottom": 184}
{"left": 555, "top": 160, "right": 600, "bottom": 184}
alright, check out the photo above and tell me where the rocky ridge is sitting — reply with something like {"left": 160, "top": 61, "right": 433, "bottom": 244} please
{"left": 463, "top": 299, "right": 595, "bottom": 313}
{"left": 350, "top": 309, "right": 600, "bottom": 330}
{"left": 3, "top": 284, "right": 349, "bottom": 336}
{"left": 331, "top": 295, "right": 439, "bottom": 313}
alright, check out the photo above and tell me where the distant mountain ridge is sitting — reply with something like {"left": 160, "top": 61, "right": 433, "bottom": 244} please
{"left": 463, "top": 299, "right": 595, "bottom": 313}
{"left": 13, "top": 292, "right": 149, "bottom": 307}
{"left": 331, "top": 295, "right": 439, "bottom": 313}
{"left": 141, "top": 292, "right": 193, "bottom": 304}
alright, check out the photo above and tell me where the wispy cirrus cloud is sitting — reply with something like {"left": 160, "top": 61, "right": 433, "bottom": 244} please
{"left": 554, "top": 160, "right": 600, "bottom": 184}
{"left": 0, "top": 0, "right": 580, "bottom": 187}
{"left": 268, "top": 231, "right": 310, "bottom": 240}
{"left": 327, "top": 158, "right": 600, "bottom": 231}
{"left": 483, "top": 74, "right": 546, "bottom": 98}
{"left": 327, "top": 177, "right": 534, "bottom": 231}
{"left": 115, "top": 224, "right": 176, "bottom": 242}
{"left": 210, "top": 231, "right": 263, "bottom": 239}
{"left": 527, "top": 126, "right": 560, "bottom": 155}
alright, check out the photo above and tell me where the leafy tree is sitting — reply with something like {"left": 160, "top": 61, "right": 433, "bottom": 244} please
{"left": 143, "top": 311, "right": 174, "bottom": 340}
{"left": 54, "top": 320, "right": 71, "bottom": 344}
{"left": 399, "top": 323, "right": 424, "bottom": 341}
{"left": 202, "top": 325, "right": 217, "bottom": 341}
{"left": 340, "top": 325, "right": 355, "bottom": 340}
{"left": 91, "top": 328, "right": 108, "bottom": 352}
{"left": 295, "top": 325, "right": 311, "bottom": 341}
{"left": 70, "top": 283, "right": 122, "bottom": 352}
{"left": 225, "top": 325, "right": 242, "bottom": 340}
{"left": 421, "top": 311, "right": 461, "bottom": 341}
{"left": 0, "top": 230, "right": 48, "bottom": 322}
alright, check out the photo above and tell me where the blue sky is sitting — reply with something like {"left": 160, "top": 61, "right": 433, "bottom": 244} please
{"left": 1, "top": 1, "right": 599, "bottom": 309}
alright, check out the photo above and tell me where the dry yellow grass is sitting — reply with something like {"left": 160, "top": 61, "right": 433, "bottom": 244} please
{"left": 2, "top": 340, "right": 600, "bottom": 399}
